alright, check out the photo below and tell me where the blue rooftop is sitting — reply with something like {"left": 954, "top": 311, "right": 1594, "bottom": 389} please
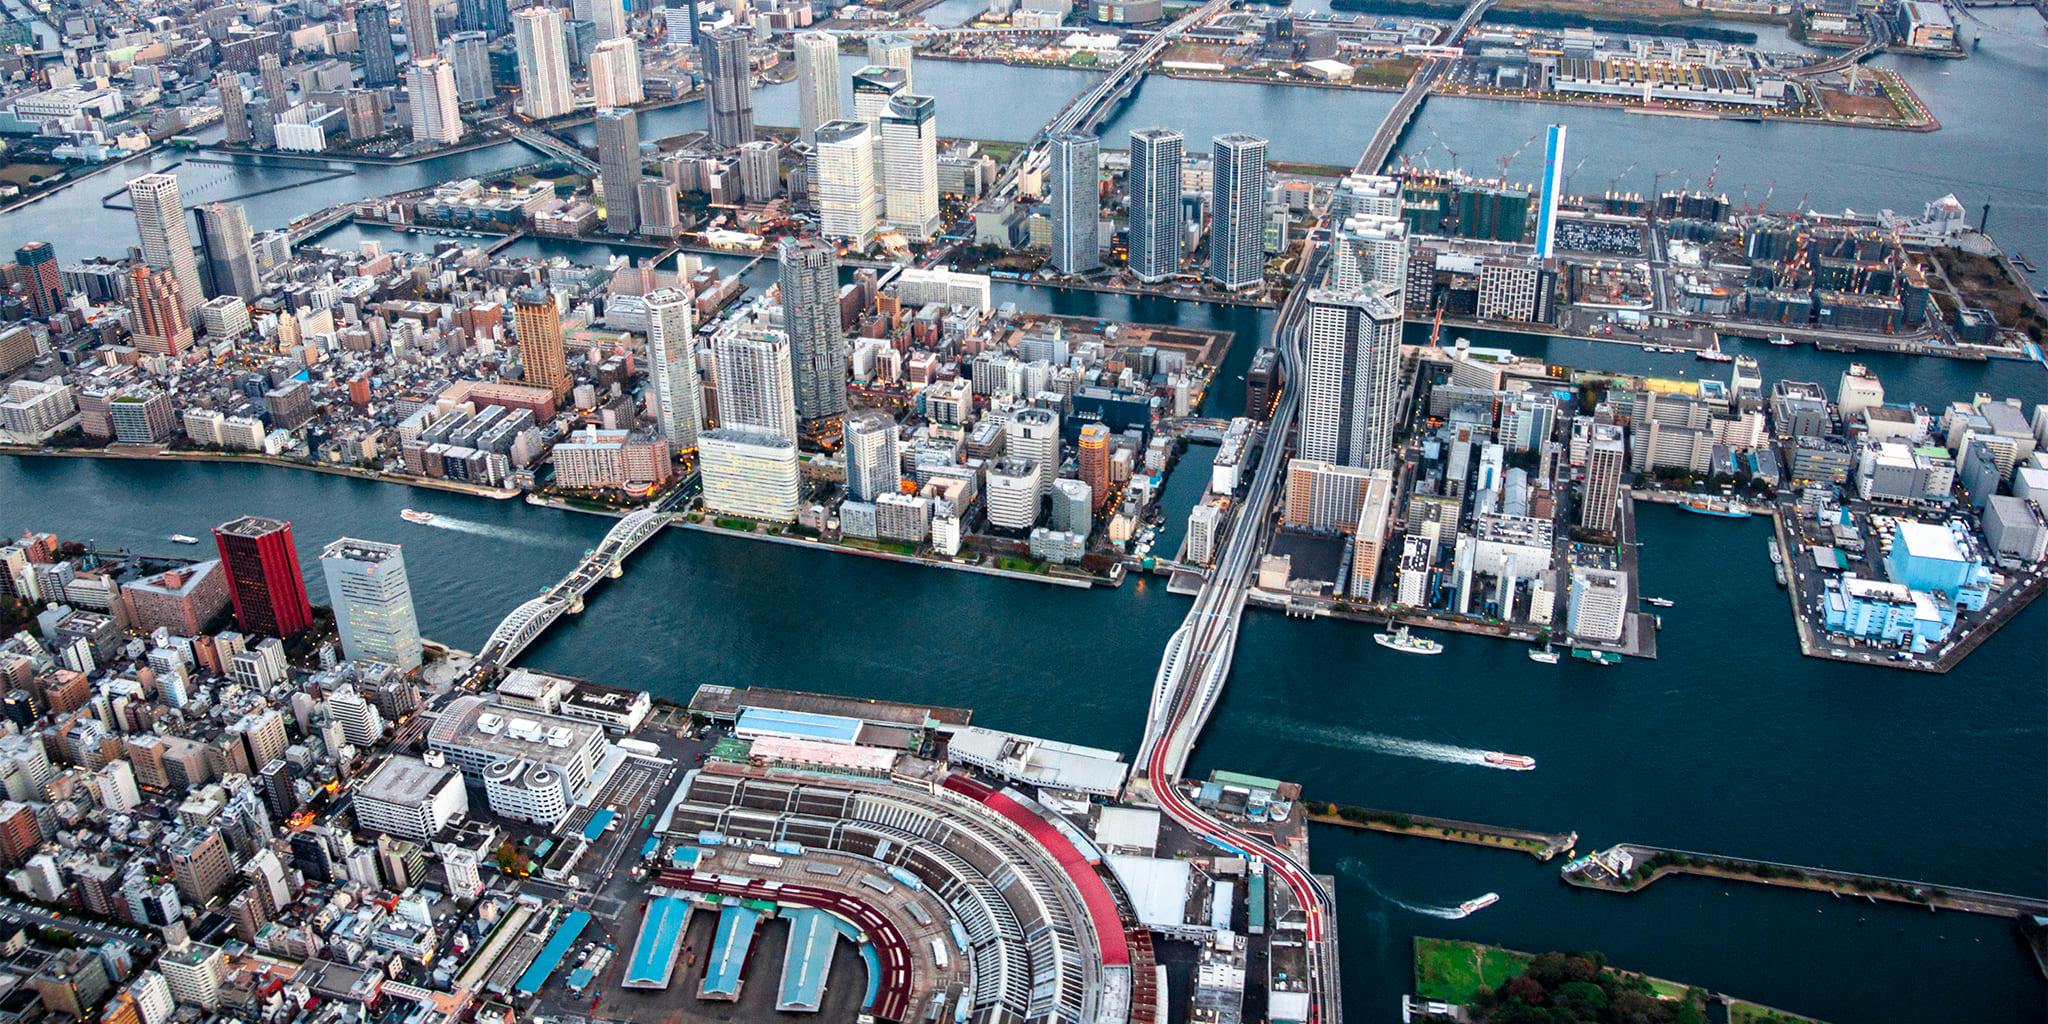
{"left": 700, "top": 906, "right": 762, "bottom": 999}
{"left": 775, "top": 909, "right": 840, "bottom": 1012}
{"left": 623, "top": 897, "right": 692, "bottom": 989}
{"left": 515, "top": 910, "right": 591, "bottom": 998}
{"left": 735, "top": 706, "right": 862, "bottom": 744}
{"left": 583, "top": 809, "right": 617, "bottom": 842}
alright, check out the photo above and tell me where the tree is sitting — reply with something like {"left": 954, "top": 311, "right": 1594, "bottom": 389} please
{"left": 1554, "top": 980, "right": 1608, "bottom": 1019}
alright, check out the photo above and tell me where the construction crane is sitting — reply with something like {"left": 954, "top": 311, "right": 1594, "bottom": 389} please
{"left": 1702, "top": 154, "right": 1722, "bottom": 196}
{"left": 1425, "top": 128, "right": 1458, "bottom": 175}
{"left": 1497, "top": 131, "right": 1540, "bottom": 183}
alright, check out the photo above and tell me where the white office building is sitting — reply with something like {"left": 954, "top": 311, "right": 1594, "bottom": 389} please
{"left": 880, "top": 94, "right": 940, "bottom": 240}
{"left": 406, "top": 57, "right": 462, "bottom": 144}
{"left": 1005, "top": 407, "right": 1060, "bottom": 498}
{"left": 813, "top": 119, "right": 880, "bottom": 247}
{"left": 985, "top": 457, "right": 1041, "bottom": 530}
{"left": 126, "top": 173, "right": 204, "bottom": 314}
{"left": 319, "top": 538, "right": 423, "bottom": 670}
{"left": 712, "top": 326, "right": 797, "bottom": 441}
{"left": 793, "top": 32, "right": 840, "bottom": 145}
{"left": 700, "top": 427, "right": 802, "bottom": 522}
{"left": 353, "top": 755, "right": 468, "bottom": 839}
{"left": 590, "top": 37, "right": 644, "bottom": 107}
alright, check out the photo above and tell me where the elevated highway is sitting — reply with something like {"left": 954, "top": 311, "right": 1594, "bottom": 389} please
{"left": 1784, "top": 13, "right": 1891, "bottom": 77}
{"left": 1129, "top": 4, "right": 1495, "bottom": 1017}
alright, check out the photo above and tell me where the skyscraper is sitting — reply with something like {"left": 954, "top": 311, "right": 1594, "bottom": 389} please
{"left": 1208, "top": 133, "right": 1267, "bottom": 291}
{"left": 842, "top": 410, "right": 899, "bottom": 502}
{"left": 1300, "top": 284, "right": 1402, "bottom": 470}
{"left": 778, "top": 237, "right": 844, "bottom": 427}
{"left": 259, "top": 54, "right": 289, "bottom": 108}
{"left": 406, "top": 57, "right": 463, "bottom": 144}
{"left": 1077, "top": 423, "right": 1110, "bottom": 510}
{"left": 1535, "top": 123, "right": 1566, "bottom": 260}
{"left": 850, "top": 65, "right": 906, "bottom": 126}
{"left": 448, "top": 31, "right": 493, "bottom": 105}
{"left": 1581, "top": 422, "right": 1624, "bottom": 534}
{"left": 1126, "top": 128, "right": 1182, "bottom": 283}
{"left": 1330, "top": 213, "right": 1407, "bottom": 292}
{"left": 357, "top": 1, "right": 400, "bottom": 87}
{"left": 13, "top": 242, "right": 62, "bottom": 319}
{"left": 589, "top": 0, "right": 625, "bottom": 40}
{"left": 126, "top": 173, "right": 204, "bottom": 315}
{"left": 319, "top": 539, "right": 422, "bottom": 670}
{"left": 514, "top": 289, "right": 570, "bottom": 398}
{"left": 456, "top": 0, "right": 508, "bottom": 34}
{"left": 1048, "top": 131, "right": 1101, "bottom": 276}
{"left": 698, "top": 26, "right": 753, "bottom": 148}
{"left": 217, "top": 72, "right": 251, "bottom": 146}
{"left": 712, "top": 327, "right": 797, "bottom": 442}
{"left": 595, "top": 108, "right": 640, "bottom": 235}
{"left": 793, "top": 31, "right": 840, "bottom": 145}
{"left": 197, "top": 203, "right": 261, "bottom": 301}
{"left": 128, "top": 267, "right": 193, "bottom": 356}
{"left": 813, "top": 120, "right": 879, "bottom": 248}
{"left": 645, "top": 288, "right": 702, "bottom": 452}
{"left": 590, "top": 36, "right": 643, "bottom": 106}
{"left": 403, "top": 0, "right": 438, "bottom": 56}
{"left": 880, "top": 94, "right": 938, "bottom": 240}
{"left": 866, "top": 34, "right": 912, "bottom": 90}
{"left": 1005, "top": 407, "right": 1060, "bottom": 498}
{"left": 214, "top": 517, "right": 314, "bottom": 638}
{"left": 512, "top": 6, "right": 572, "bottom": 119}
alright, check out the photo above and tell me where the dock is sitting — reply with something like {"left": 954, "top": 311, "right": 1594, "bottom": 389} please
{"left": 1562, "top": 843, "right": 2048, "bottom": 919}
{"left": 1305, "top": 802, "right": 1577, "bottom": 861}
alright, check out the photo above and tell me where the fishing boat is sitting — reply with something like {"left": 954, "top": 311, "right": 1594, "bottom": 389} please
{"left": 1483, "top": 752, "right": 1536, "bottom": 771}
{"left": 1768, "top": 334, "right": 1795, "bottom": 347}
{"left": 1528, "top": 644, "right": 1561, "bottom": 664}
{"left": 168, "top": 534, "right": 200, "bottom": 545}
{"left": 1696, "top": 338, "right": 1735, "bottom": 363}
{"left": 1373, "top": 625, "right": 1443, "bottom": 655}
{"left": 1572, "top": 649, "right": 1622, "bottom": 666}
{"left": 400, "top": 508, "right": 436, "bottom": 525}
{"left": 1646, "top": 596, "right": 1674, "bottom": 608}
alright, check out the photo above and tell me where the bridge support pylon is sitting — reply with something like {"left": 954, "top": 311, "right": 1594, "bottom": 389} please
{"left": 567, "top": 595, "right": 584, "bottom": 615}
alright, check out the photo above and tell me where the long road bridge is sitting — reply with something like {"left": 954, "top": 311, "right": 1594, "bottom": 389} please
{"left": 1354, "top": 0, "right": 1493, "bottom": 174}
{"left": 477, "top": 499, "right": 675, "bottom": 667}
{"left": 1129, "top": 3, "right": 1493, "bottom": 1017}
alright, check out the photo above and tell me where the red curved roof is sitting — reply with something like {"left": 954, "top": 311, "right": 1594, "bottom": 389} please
{"left": 942, "top": 775, "right": 1131, "bottom": 966}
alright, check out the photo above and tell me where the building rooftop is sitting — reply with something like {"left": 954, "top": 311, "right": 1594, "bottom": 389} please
{"left": 215, "top": 516, "right": 288, "bottom": 538}
{"left": 1894, "top": 520, "right": 1965, "bottom": 563}
{"left": 359, "top": 755, "right": 457, "bottom": 806}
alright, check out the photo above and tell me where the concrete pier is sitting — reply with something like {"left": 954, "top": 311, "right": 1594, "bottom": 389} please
{"left": 1563, "top": 842, "right": 2048, "bottom": 918}
{"left": 1306, "top": 802, "right": 1577, "bottom": 861}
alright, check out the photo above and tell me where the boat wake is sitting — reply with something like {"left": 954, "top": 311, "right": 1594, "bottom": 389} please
{"left": 413, "top": 513, "right": 568, "bottom": 548}
{"left": 1335, "top": 858, "right": 1479, "bottom": 919}
{"left": 1253, "top": 715, "right": 1502, "bottom": 769}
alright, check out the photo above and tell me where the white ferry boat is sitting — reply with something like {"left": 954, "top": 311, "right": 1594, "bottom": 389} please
{"left": 1373, "top": 626, "right": 1443, "bottom": 655}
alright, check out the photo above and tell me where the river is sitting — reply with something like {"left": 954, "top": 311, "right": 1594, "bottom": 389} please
{"left": 4, "top": 277, "right": 2044, "bottom": 1021}
{"left": 4, "top": 13, "right": 2047, "bottom": 1020}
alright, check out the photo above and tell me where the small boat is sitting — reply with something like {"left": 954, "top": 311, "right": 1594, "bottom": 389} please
{"left": 1768, "top": 334, "right": 1795, "bottom": 347}
{"left": 1646, "top": 596, "right": 1674, "bottom": 608}
{"left": 1678, "top": 498, "right": 1753, "bottom": 519}
{"left": 1458, "top": 892, "right": 1500, "bottom": 916}
{"left": 169, "top": 534, "right": 200, "bottom": 545}
{"left": 1373, "top": 625, "right": 1443, "bottom": 655}
{"left": 1483, "top": 752, "right": 1536, "bottom": 771}
{"left": 400, "top": 508, "right": 436, "bottom": 525}
{"left": 1696, "top": 339, "right": 1735, "bottom": 363}
{"left": 1572, "top": 649, "right": 1622, "bottom": 666}
{"left": 1528, "top": 646, "right": 1560, "bottom": 664}
{"left": 1768, "top": 538, "right": 1784, "bottom": 565}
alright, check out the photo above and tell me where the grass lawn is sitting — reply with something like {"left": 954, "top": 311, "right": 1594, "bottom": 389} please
{"left": 1729, "top": 1002, "right": 1829, "bottom": 1024}
{"left": 0, "top": 162, "right": 65, "bottom": 188}
{"left": 1414, "top": 938, "right": 1530, "bottom": 1003}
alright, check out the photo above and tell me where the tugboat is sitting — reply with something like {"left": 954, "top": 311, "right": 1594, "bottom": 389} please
{"left": 1483, "top": 752, "right": 1537, "bottom": 771}
{"left": 1768, "top": 334, "right": 1795, "bottom": 347}
{"left": 400, "top": 508, "right": 436, "bottom": 525}
{"left": 1373, "top": 624, "right": 1443, "bottom": 655}
{"left": 168, "top": 534, "right": 200, "bottom": 545}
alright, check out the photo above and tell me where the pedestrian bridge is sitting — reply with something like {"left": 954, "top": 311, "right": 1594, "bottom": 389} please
{"left": 479, "top": 506, "right": 669, "bottom": 666}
